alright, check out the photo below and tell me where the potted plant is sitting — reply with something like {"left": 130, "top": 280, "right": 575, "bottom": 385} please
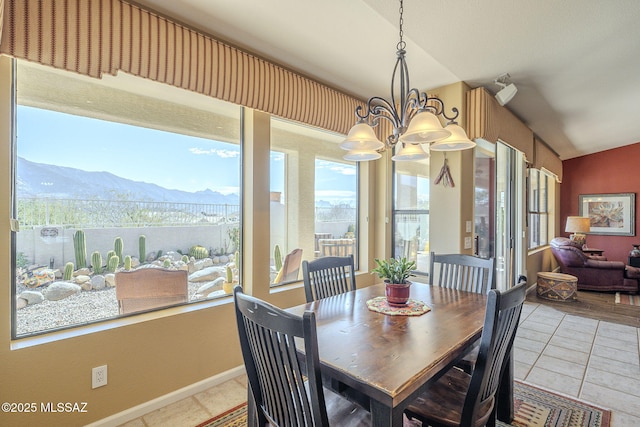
{"left": 371, "top": 257, "right": 416, "bottom": 306}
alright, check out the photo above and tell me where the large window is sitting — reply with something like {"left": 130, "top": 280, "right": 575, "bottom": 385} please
{"left": 393, "top": 156, "right": 430, "bottom": 274}
{"left": 13, "top": 60, "right": 242, "bottom": 337}
{"left": 270, "top": 119, "right": 357, "bottom": 286}
{"left": 528, "top": 168, "right": 556, "bottom": 249}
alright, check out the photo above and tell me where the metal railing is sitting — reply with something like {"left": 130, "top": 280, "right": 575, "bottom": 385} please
{"left": 17, "top": 198, "right": 357, "bottom": 229}
{"left": 314, "top": 205, "right": 356, "bottom": 222}
{"left": 17, "top": 198, "right": 240, "bottom": 229}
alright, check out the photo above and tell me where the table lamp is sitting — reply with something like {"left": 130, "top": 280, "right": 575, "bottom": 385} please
{"left": 565, "top": 216, "right": 590, "bottom": 247}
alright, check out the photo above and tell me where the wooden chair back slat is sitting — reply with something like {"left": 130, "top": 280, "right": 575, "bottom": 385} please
{"left": 302, "top": 255, "right": 356, "bottom": 303}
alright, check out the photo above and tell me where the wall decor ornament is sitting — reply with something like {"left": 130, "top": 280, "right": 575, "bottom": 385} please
{"left": 579, "top": 193, "right": 635, "bottom": 236}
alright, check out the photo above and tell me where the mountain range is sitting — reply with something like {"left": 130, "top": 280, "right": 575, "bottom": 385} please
{"left": 16, "top": 157, "right": 239, "bottom": 206}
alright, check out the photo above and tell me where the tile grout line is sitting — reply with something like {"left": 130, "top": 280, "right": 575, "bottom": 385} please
{"left": 576, "top": 317, "right": 599, "bottom": 400}
{"left": 523, "top": 304, "right": 566, "bottom": 384}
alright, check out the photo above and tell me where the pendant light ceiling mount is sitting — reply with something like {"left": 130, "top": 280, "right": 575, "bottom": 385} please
{"left": 340, "top": 0, "right": 475, "bottom": 162}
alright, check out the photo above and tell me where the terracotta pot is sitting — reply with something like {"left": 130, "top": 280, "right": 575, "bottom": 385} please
{"left": 385, "top": 281, "right": 411, "bottom": 306}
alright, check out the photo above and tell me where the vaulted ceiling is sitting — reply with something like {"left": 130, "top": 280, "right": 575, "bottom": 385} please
{"left": 137, "top": 0, "right": 640, "bottom": 160}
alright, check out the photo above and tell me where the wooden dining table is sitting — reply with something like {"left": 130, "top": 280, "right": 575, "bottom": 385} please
{"left": 285, "top": 281, "right": 492, "bottom": 427}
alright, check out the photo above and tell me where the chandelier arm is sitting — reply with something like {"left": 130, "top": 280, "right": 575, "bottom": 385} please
{"left": 356, "top": 96, "right": 402, "bottom": 128}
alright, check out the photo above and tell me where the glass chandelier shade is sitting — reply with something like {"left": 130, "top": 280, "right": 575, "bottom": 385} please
{"left": 339, "top": 121, "right": 384, "bottom": 151}
{"left": 399, "top": 110, "right": 451, "bottom": 144}
{"left": 429, "top": 122, "right": 477, "bottom": 151}
{"left": 391, "top": 142, "right": 429, "bottom": 161}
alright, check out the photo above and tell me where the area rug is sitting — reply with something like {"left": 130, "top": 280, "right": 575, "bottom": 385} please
{"left": 497, "top": 381, "right": 610, "bottom": 427}
{"left": 615, "top": 292, "right": 640, "bottom": 306}
{"left": 195, "top": 402, "right": 247, "bottom": 427}
{"left": 195, "top": 382, "right": 610, "bottom": 427}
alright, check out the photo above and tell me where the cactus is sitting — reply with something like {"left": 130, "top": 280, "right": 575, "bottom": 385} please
{"left": 223, "top": 265, "right": 235, "bottom": 294}
{"left": 235, "top": 250, "right": 240, "bottom": 275}
{"left": 163, "top": 259, "right": 172, "bottom": 268}
{"left": 189, "top": 245, "right": 209, "bottom": 260}
{"left": 226, "top": 265, "right": 233, "bottom": 283}
{"left": 91, "top": 251, "right": 103, "bottom": 274}
{"left": 73, "top": 230, "right": 87, "bottom": 269}
{"left": 63, "top": 262, "right": 74, "bottom": 281}
{"left": 181, "top": 254, "right": 189, "bottom": 263}
{"left": 106, "top": 250, "right": 116, "bottom": 263}
{"left": 156, "top": 249, "right": 163, "bottom": 259}
{"left": 124, "top": 255, "right": 132, "bottom": 271}
{"left": 274, "top": 244, "right": 283, "bottom": 271}
{"left": 114, "top": 237, "right": 123, "bottom": 266}
{"left": 139, "top": 235, "right": 146, "bottom": 263}
{"left": 107, "top": 255, "right": 119, "bottom": 273}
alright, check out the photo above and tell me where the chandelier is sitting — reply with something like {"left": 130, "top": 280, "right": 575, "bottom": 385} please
{"left": 340, "top": 0, "right": 475, "bottom": 162}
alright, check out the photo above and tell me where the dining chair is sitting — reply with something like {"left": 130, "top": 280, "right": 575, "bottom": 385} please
{"left": 302, "top": 255, "right": 356, "bottom": 303}
{"left": 233, "top": 286, "right": 371, "bottom": 427}
{"left": 274, "top": 248, "right": 303, "bottom": 284}
{"left": 430, "top": 252, "right": 496, "bottom": 372}
{"left": 404, "top": 277, "right": 527, "bottom": 427}
{"left": 429, "top": 252, "right": 496, "bottom": 293}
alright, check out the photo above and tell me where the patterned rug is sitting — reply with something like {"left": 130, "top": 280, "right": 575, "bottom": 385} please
{"left": 498, "top": 381, "right": 610, "bottom": 427}
{"left": 195, "top": 381, "right": 610, "bottom": 427}
{"left": 195, "top": 402, "right": 247, "bottom": 427}
{"left": 615, "top": 292, "right": 640, "bottom": 306}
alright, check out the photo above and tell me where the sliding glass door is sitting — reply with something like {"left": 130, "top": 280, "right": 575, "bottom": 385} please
{"left": 495, "top": 142, "right": 526, "bottom": 290}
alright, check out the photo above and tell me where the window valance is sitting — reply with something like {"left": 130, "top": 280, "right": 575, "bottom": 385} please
{"left": 465, "top": 87, "right": 534, "bottom": 162}
{"left": 0, "top": 0, "right": 365, "bottom": 136}
{"left": 534, "top": 136, "right": 562, "bottom": 182}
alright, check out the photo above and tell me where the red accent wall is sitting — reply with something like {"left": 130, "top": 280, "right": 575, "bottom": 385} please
{"left": 562, "top": 142, "right": 640, "bottom": 263}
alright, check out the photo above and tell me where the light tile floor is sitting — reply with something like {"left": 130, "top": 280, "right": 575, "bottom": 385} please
{"left": 516, "top": 301, "right": 640, "bottom": 426}
{"left": 119, "top": 301, "right": 640, "bottom": 426}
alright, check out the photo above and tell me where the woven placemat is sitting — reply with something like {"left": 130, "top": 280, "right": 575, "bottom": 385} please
{"left": 366, "top": 296, "right": 431, "bottom": 316}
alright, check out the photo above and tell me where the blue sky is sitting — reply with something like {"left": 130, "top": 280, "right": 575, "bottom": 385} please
{"left": 17, "top": 106, "right": 356, "bottom": 203}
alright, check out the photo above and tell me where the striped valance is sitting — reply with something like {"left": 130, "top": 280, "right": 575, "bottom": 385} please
{"left": 534, "top": 136, "right": 562, "bottom": 182}
{"left": 0, "top": 0, "right": 364, "bottom": 136}
{"left": 465, "top": 87, "right": 534, "bottom": 162}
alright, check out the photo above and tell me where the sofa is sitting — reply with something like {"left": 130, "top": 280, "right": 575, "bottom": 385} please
{"left": 550, "top": 237, "right": 640, "bottom": 293}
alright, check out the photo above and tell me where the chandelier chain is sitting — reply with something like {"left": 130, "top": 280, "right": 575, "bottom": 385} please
{"left": 397, "top": 0, "right": 405, "bottom": 51}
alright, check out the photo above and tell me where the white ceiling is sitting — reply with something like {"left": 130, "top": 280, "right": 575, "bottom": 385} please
{"left": 137, "top": 0, "right": 640, "bottom": 160}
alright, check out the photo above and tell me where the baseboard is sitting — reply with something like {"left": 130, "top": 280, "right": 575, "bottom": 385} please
{"left": 85, "top": 365, "right": 245, "bottom": 427}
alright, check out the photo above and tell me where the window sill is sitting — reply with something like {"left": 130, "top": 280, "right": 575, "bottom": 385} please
{"left": 527, "top": 245, "right": 550, "bottom": 256}
{"left": 11, "top": 296, "right": 232, "bottom": 350}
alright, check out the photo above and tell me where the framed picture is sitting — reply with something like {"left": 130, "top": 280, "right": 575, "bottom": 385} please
{"left": 579, "top": 193, "right": 635, "bottom": 236}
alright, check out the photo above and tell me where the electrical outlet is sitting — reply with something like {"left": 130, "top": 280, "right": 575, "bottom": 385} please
{"left": 92, "top": 365, "right": 108, "bottom": 389}
{"left": 465, "top": 220, "right": 472, "bottom": 233}
{"left": 464, "top": 236, "right": 472, "bottom": 249}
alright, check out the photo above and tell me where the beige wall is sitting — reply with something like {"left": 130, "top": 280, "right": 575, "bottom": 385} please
{"left": 429, "top": 82, "right": 475, "bottom": 255}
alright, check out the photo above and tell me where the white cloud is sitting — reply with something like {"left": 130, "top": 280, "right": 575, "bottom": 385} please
{"left": 315, "top": 190, "right": 356, "bottom": 199}
{"left": 189, "top": 147, "right": 239, "bottom": 158}
{"left": 330, "top": 165, "right": 356, "bottom": 175}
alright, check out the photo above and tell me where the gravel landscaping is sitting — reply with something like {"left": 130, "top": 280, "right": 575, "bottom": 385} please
{"left": 14, "top": 256, "right": 236, "bottom": 336}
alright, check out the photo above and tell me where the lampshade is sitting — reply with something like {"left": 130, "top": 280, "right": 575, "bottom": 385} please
{"left": 429, "top": 122, "right": 476, "bottom": 151}
{"left": 565, "top": 216, "right": 590, "bottom": 233}
{"left": 391, "top": 143, "right": 429, "bottom": 162}
{"left": 343, "top": 149, "right": 382, "bottom": 161}
{"left": 340, "top": 122, "right": 385, "bottom": 151}
{"left": 399, "top": 110, "right": 451, "bottom": 144}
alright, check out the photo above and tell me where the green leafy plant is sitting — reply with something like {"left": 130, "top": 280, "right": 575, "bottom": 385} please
{"left": 371, "top": 257, "right": 416, "bottom": 284}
